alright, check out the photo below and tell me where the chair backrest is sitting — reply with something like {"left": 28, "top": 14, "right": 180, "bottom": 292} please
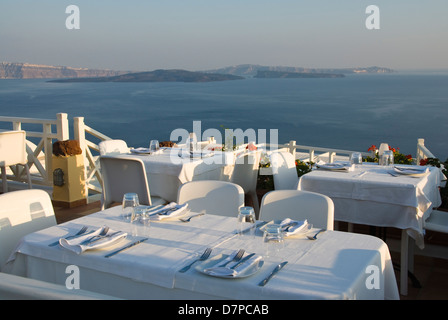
{"left": 231, "top": 151, "right": 261, "bottom": 193}
{"left": 100, "top": 156, "right": 151, "bottom": 209}
{"left": 98, "top": 139, "right": 129, "bottom": 156}
{"left": 0, "top": 189, "right": 57, "bottom": 270}
{"left": 269, "top": 151, "right": 299, "bottom": 190}
{"left": 259, "top": 190, "right": 334, "bottom": 230}
{"left": 0, "top": 130, "right": 27, "bottom": 166}
{"left": 0, "top": 272, "right": 121, "bottom": 300}
{"left": 177, "top": 180, "right": 245, "bottom": 217}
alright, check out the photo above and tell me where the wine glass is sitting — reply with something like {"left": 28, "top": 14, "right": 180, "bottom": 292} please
{"left": 237, "top": 206, "right": 256, "bottom": 237}
{"left": 122, "top": 193, "right": 139, "bottom": 221}
{"left": 149, "top": 140, "right": 159, "bottom": 153}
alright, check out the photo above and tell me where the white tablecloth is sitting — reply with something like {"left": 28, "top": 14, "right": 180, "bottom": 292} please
{"left": 4, "top": 206, "right": 399, "bottom": 300}
{"left": 298, "top": 164, "right": 444, "bottom": 247}
{"left": 120, "top": 149, "right": 237, "bottom": 201}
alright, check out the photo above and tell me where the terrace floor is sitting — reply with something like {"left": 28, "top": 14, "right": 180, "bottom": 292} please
{"left": 52, "top": 197, "right": 448, "bottom": 300}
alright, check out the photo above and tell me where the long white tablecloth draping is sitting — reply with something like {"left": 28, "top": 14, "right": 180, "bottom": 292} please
{"left": 298, "top": 164, "right": 444, "bottom": 248}
{"left": 119, "top": 149, "right": 238, "bottom": 202}
{"left": 4, "top": 206, "right": 399, "bottom": 300}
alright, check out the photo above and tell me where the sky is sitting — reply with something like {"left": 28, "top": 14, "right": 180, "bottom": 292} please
{"left": 1, "top": 0, "right": 447, "bottom": 72}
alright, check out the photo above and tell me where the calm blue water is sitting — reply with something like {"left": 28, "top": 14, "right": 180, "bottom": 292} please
{"left": 1, "top": 73, "right": 447, "bottom": 159}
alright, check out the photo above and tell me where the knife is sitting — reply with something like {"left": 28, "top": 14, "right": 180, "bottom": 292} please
{"left": 230, "top": 253, "right": 256, "bottom": 270}
{"left": 104, "top": 237, "right": 148, "bottom": 258}
{"left": 238, "top": 221, "right": 268, "bottom": 235}
{"left": 258, "top": 261, "right": 288, "bottom": 286}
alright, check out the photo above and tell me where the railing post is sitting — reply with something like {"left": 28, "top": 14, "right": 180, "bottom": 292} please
{"left": 56, "top": 113, "right": 69, "bottom": 141}
{"left": 74, "top": 117, "right": 87, "bottom": 157}
{"left": 43, "top": 123, "right": 53, "bottom": 184}
{"left": 288, "top": 140, "right": 296, "bottom": 158}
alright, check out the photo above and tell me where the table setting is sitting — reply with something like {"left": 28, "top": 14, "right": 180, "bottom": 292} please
{"left": 3, "top": 198, "right": 399, "bottom": 299}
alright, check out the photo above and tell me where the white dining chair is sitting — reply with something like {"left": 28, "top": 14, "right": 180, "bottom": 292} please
{"left": 99, "top": 155, "right": 166, "bottom": 210}
{"left": 98, "top": 139, "right": 130, "bottom": 156}
{"left": 259, "top": 189, "right": 334, "bottom": 230}
{"left": 177, "top": 180, "right": 245, "bottom": 217}
{"left": 269, "top": 151, "right": 299, "bottom": 190}
{"left": 231, "top": 150, "right": 261, "bottom": 216}
{"left": 0, "top": 272, "right": 121, "bottom": 300}
{"left": 0, "top": 130, "right": 32, "bottom": 193}
{"left": 0, "top": 189, "right": 57, "bottom": 270}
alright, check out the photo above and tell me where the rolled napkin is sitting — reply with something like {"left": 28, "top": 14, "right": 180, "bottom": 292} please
{"left": 316, "top": 161, "right": 354, "bottom": 172}
{"left": 279, "top": 218, "right": 309, "bottom": 237}
{"left": 59, "top": 226, "right": 127, "bottom": 255}
{"left": 147, "top": 202, "right": 189, "bottom": 220}
{"left": 203, "top": 252, "right": 263, "bottom": 277}
{"left": 393, "top": 165, "right": 429, "bottom": 175}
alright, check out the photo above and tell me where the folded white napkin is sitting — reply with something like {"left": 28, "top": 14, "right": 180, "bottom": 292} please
{"left": 147, "top": 202, "right": 188, "bottom": 220}
{"left": 130, "top": 147, "right": 164, "bottom": 155}
{"left": 279, "top": 218, "right": 309, "bottom": 237}
{"left": 393, "top": 165, "right": 429, "bottom": 175}
{"left": 59, "top": 226, "right": 127, "bottom": 255}
{"left": 203, "top": 251, "right": 262, "bottom": 277}
{"left": 316, "top": 161, "right": 354, "bottom": 172}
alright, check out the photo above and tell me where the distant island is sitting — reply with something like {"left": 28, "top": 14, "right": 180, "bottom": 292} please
{"left": 0, "top": 62, "right": 127, "bottom": 79}
{"left": 47, "top": 69, "right": 244, "bottom": 83}
{"left": 204, "top": 64, "right": 394, "bottom": 77}
{"left": 254, "top": 70, "right": 345, "bottom": 79}
{"left": 0, "top": 62, "right": 395, "bottom": 81}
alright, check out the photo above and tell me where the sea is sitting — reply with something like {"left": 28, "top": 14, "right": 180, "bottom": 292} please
{"left": 1, "top": 72, "right": 447, "bottom": 160}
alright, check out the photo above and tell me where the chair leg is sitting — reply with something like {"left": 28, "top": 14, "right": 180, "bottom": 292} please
{"left": 25, "top": 164, "right": 32, "bottom": 189}
{"left": 249, "top": 191, "right": 260, "bottom": 218}
{"left": 1, "top": 166, "right": 7, "bottom": 193}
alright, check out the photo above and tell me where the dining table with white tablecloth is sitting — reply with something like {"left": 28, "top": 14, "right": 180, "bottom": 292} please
{"left": 4, "top": 205, "right": 399, "bottom": 300}
{"left": 118, "top": 148, "right": 240, "bottom": 202}
{"left": 297, "top": 162, "right": 445, "bottom": 295}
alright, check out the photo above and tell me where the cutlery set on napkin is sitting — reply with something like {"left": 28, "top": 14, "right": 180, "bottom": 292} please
{"left": 145, "top": 202, "right": 189, "bottom": 220}
{"left": 202, "top": 251, "right": 263, "bottom": 277}
{"left": 392, "top": 165, "right": 429, "bottom": 176}
{"left": 130, "top": 147, "right": 164, "bottom": 155}
{"left": 315, "top": 161, "right": 354, "bottom": 172}
{"left": 59, "top": 226, "right": 127, "bottom": 254}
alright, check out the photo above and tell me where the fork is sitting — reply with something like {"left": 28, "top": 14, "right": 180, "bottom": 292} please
{"left": 179, "top": 212, "right": 204, "bottom": 222}
{"left": 80, "top": 226, "right": 109, "bottom": 245}
{"left": 179, "top": 247, "right": 213, "bottom": 273}
{"left": 48, "top": 226, "right": 88, "bottom": 246}
{"left": 218, "top": 249, "right": 245, "bottom": 267}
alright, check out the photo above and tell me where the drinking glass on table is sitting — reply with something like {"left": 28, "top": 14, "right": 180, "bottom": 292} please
{"left": 122, "top": 193, "right": 139, "bottom": 221}
{"left": 350, "top": 152, "right": 363, "bottom": 165}
{"left": 238, "top": 206, "right": 256, "bottom": 237}
{"left": 131, "top": 205, "right": 150, "bottom": 236}
{"left": 149, "top": 140, "right": 160, "bottom": 152}
{"left": 263, "top": 224, "right": 285, "bottom": 258}
{"left": 381, "top": 150, "right": 394, "bottom": 166}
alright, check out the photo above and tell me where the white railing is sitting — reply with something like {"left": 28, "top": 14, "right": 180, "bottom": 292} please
{"left": 0, "top": 113, "right": 69, "bottom": 186}
{"left": 74, "top": 116, "right": 112, "bottom": 194}
{"left": 1, "top": 113, "right": 439, "bottom": 197}
{"left": 265, "top": 140, "right": 374, "bottom": 163}
{"left": 416, "top": 138, "right": 437, "bottom": 164}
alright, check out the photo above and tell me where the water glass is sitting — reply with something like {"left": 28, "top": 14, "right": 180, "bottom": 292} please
{"left": 380, "top": 150, "right": 394, "bottom": 166}
{"left": 131, "top": 205, "right": 150, "bottom": 236}
{"left": 238, "top": 206, "right": 256, "bottom": 237}
{"left": 350, "top": 152, "right": 363, "bottom": 165}
{"left": 122, "top": 193, "right": 139, "bottom": 221}
{"left": 149, "top": 140, "right": 160, "bottom": 152}
{"left": 263, "top": 224, "right": 285, "bottom": 258}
